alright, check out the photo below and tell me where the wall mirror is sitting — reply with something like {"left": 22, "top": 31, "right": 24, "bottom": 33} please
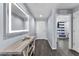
{"left": 9, "top": 3, "right": 29, "bottom": 33}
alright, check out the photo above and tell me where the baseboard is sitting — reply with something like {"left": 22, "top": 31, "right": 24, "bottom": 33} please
{"left": 70, "top": 48, "right": 79, "bottom": 53}
{"left": 36, "top": 38, "right": 48, "bottom": 40}
{"left": 52, "top": 48, "right": 57, "bottom": 50}
{"left": 69, "top": 49, "right": 79, "bottom": 56}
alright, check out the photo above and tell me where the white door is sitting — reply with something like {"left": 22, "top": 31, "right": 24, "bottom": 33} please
{"left": 36, "top": 21, "right": 47, "bottom": 39}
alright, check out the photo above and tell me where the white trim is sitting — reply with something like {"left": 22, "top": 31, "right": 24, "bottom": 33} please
{"left": 36, "top": 38, "right": 48, "bottom": 40}
{"left": 9, "top": 3, "right": 29, "bottom": 33}
{"left": 52, "top": 48, "right": 57, "bottom": 50}
{"left": 9, "top": 3, "right": 12, "bottom": 33}
{"left": 71, "top": 48, "right": 79, "bottom": 53}
{"left": 9, "top": 30, "right": 29, "bottom": 33}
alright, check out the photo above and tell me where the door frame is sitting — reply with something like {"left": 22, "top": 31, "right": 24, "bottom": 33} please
{"left": 55, "top": 14, "right": 72, "bottom": 49}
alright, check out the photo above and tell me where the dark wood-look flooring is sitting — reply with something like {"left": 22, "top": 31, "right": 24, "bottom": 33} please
{"left": 34, "top": 39, "right": 61, "bottom": 56}
{"left": 34, "top": 39, "right": 79, "bottom": 56}
{"left": 57, "top": 39, "right": 74, "bottom": 56}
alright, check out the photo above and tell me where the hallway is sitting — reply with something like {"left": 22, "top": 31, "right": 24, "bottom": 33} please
{"left": 0, "top": 3, "right": 79, "bottom": 56}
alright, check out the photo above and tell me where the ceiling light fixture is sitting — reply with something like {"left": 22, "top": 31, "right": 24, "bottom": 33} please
{"left": 40, "top": 14, "right": 43, "bottom": 17}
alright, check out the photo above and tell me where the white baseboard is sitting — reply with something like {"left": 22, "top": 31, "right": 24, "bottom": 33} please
{"left": 36, "top": 38, "right": 48, "bottom": 40}
{"left": 52, "top": 48, "right": 57, "bottom": 50}
{"left": 70, "top": 48, "right": 79, "bottom": 53}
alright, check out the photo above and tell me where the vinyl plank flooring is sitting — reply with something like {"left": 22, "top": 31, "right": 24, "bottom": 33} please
{"left": 34, "top": 39, "right": 61, "bottom": 56}
{"left": 57, "top": 39, "right": 75, "bottom": 56}
{"left": 34, "top": 39, "right": 78, "bottom": 56}
{"left": 35, "top": 39, "right": 52, "bottom": 56}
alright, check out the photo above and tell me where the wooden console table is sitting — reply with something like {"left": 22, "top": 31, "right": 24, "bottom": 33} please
{"left": 0, "top": 36, "right": 35, "bottom": 56}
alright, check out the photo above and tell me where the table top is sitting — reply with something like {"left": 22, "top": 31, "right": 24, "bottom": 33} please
{"left": 0, "top": 36, "right": 35, "bottom": 54}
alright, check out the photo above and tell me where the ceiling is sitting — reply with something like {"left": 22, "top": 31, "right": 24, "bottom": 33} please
{"left": 57, "top": 3, "right": 79, "bottom": 9}
{"left": 24, "top": 3, "right": 79, "bottom": 19}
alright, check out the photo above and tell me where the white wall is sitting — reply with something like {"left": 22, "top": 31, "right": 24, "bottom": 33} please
{"left": 48, "top": 10, "right": 57, "bottom": 49}
{"left": 29, "top": 17, "right": 36, "bottom": 36}
{"left": 0, "top": 3, "right": 3, "bottom": 40}
{"left": 73, "top": 9, "right": 79, "bottom": 52}
{"left": 36, "top": 20, "right": 47, "bottom": 39}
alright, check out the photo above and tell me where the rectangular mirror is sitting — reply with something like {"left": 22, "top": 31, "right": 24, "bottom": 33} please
{"left": 9, "top": 3, "right": 29, "bottom": 33}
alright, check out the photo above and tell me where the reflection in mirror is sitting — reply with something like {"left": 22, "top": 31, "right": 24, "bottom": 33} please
{"left": 9, "top": 3, "right": 29, "bottom": 33}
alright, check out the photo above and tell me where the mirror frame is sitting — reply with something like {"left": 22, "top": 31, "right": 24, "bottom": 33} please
{"left": 9, "top": 3, "right": 29, "bottom": 33}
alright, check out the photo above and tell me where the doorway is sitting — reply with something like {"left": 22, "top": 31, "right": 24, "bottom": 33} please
{"left": 36, "top": 20, "right": 47, "bottom": 39}
{"left": 56, "top": 13, "right": 72, "bottom": 55}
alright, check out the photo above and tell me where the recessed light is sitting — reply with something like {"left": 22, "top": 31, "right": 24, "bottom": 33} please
{"left": 40, "top": 14, "right": 43, "bottom": 17}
